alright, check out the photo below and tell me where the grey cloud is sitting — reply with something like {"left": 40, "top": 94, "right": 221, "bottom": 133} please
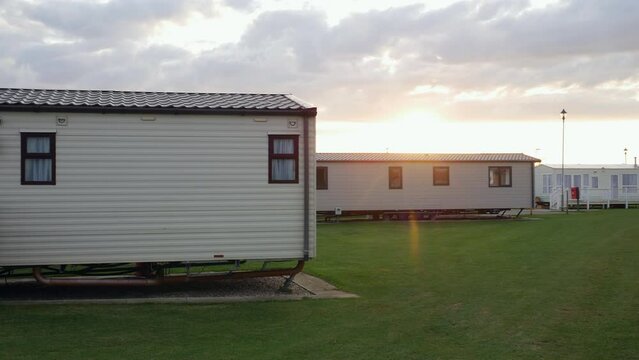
{"left": 223, "top": 0, "right": 257, "bottom": 12}
{"left": 442, "top": 0, "right": 639, "bottom": 62}
{"left": 327, "top": 5, "right": 425, "bottom": 58}
{"left": 239, "top": 10, "right": 328, "bottom": 71}
{"left": 471, "top": 0, "right": 531, "bottom": 20}
{"left": 22, "top": 0, "right": 218, "bottom": 41}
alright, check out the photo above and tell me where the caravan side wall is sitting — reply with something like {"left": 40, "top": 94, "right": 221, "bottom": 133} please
{"left": 316, "top": 161, "right": 533, "bottom": 212}
{"left": 0, "top": 112, "right": 316, "bottom": 266}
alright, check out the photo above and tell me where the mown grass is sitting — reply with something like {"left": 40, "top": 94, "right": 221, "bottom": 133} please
{"left": 2, "top": 210, "right": 639, "bottom": 359}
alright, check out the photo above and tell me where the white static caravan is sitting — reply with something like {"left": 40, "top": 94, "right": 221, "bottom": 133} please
{"left": 534, "top": 163, "right": 639, "bottom": 209}
{"left": 0, "top": 88, "right": 316, "bottom": 284}
{"left": 316, "top": 153, "right": 540, "bottom": 218}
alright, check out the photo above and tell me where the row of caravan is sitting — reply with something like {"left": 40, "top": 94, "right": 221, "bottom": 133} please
{"left": 0, "top": 87, "right": 632, "bottom": 273}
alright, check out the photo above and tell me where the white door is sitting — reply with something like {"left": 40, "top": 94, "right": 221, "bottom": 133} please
{"left": 611, "top": 175, "right": 619, "bottom": 199}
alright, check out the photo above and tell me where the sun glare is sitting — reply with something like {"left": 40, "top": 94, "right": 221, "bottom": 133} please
{"left": 317, "top": 111, "right": 524, "bottom": 154}
{"left": 408, "top": 217, "right": 421, "bottom": 265}
{"left": 318, "top": 113, "right": 639, "bottom": 165}
{"left": 147, "top": 10, "right": 251, "bottom": 53}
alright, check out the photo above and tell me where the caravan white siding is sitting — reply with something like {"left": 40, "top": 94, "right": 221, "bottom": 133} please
{"left": 0, "top": 112, "right": 316, "bottom": 266}
{"left": 317, "top": 161, "right": 533, "bottom": 211}
{"left": 534, "top": 164, "right": 639, "bottom": 204}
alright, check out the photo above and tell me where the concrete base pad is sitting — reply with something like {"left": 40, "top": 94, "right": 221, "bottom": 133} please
{"left": 0, "top": 273, "right": 357, "bottom": 305}
{"left": 293, "top": 273, "right": 358, "bottom": 300}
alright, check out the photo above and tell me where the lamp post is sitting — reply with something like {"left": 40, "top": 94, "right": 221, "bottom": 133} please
{"left": 561, "top": 109, "right": 567, "bottom": 213}
{"left": 624, "top": 147, "right": 628, "bottom": 164}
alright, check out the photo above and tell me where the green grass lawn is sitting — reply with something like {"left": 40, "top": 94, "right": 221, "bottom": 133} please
{"left": 2, "top": 210, "right": 639, "bottom": 359}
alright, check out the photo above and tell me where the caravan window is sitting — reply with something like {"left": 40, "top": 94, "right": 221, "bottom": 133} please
{"left": 489, "top": 167, "right": 512, "bottom": 187}
{"left": 21, "top": 132, "right": 56, "bottom": 185}
{"left": 268, "top": 135, "right": 299, "bottom": 183}
{"left": 542, "top": 174, "right": 553, "bottom": 193}
{"left": 433, "top": 167, "right": 450, "bottom": 186}
{"left": 573, "top": 175, "right": 581, "bottom": 188}
{"left": 591, "top": 176, "right": 599, "bottom": 188}
{"left": 564, "top": 175, "right": 572, "bottom": 188}
{"left": 622, "top": 174, "right": 638, "bottom": 193}
{"left": 317, "top": 166, "right": 328, "bottom": 190}
{"left": 389, "top": 167, "right": 403, "bottom": 189}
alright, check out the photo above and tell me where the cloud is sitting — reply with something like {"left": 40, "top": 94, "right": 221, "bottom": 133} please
{"left": 22, "top": 0, "right": 218, "bottom": 41}
{"left": 239, "top": 10, "right": 329, "bottom": 71}
{"left": 223, "top": 0, "right": 257, "bottom": 12}
{"left": 2, "top": 0, "right": 639, "bottom": 122}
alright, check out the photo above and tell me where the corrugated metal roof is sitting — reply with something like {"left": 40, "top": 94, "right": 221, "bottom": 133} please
{"left": 317, "top": 153, "right": 540, "bottom": 162}
{"left": 0, "top": 88, "right": 316, "bottom": 115}
{"left": 541, "top": 164, "right": 639, "bottom": 170}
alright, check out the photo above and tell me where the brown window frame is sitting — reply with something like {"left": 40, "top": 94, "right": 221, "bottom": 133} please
{"left": 388, "top": 166, "right": 403, "bottom": 189}
{"left": 21, "top": 132, "right": 56, "bottom": 185}
{"left": 488, "top": 166, "right": 512, "bottom": 188}
{"left": 317, "top": 166, "right": 328, "bottom": 190}
{"left": 433, "top": 166, "right": 450, "bottom": 186}
{"left": 268, "top": 135, "right": 299, "bottom": 184}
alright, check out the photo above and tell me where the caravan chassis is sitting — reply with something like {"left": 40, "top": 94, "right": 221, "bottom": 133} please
{"left": 318, "top": 208, "right": 525, "bottom": 221}
{"left": 1, "top": 260, "right": 304, "bottom": 288}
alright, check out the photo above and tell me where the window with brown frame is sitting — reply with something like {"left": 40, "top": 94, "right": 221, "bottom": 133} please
{"left": 389, "top": 166, "right": 402, "bottom": 189}
{"left": 268, "top": 135, "right": 299, "bottom": 183}
{"left": 317, "top": 166, "right": 328, "bottom": 190}
{"left": 21, "top": 132, "right": 56, "bottom": 185}
{"left": 489, "top": 166, "right": 512, "bottom": 187}
{"left": 433, "top": 166, "right": 449, "bottom": 186}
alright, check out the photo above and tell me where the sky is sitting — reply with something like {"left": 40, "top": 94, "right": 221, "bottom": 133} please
{"left": 1, "top": 0, "right": 638, "bottom": 164}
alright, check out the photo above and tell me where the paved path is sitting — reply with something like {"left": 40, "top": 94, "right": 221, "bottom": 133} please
{"left": 293, "top": 273, "right": 358, "bottom": 300}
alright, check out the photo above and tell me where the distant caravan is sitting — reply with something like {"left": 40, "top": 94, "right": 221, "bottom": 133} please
{"left": 316, "top": 153, "right": 540, "bottom": 220}
{"left": 535, "top": 163, "right": 639, "bottom": 210}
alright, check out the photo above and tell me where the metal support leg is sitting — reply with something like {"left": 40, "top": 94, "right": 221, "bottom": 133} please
{"left": 279, "top": 273, "right": 297, "bottom": 293}
{"left": 626, "top": 196, "right": 629, "bottom": 209}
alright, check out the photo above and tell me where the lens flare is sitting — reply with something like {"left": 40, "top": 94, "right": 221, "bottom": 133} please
{"left": 408, "top": 216, "right": 420, "bottom": 263}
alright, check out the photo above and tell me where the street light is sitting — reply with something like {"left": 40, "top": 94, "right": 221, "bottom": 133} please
{"left": 624, "top": 147, "right": 628, "bottom": 164}
{"left": 561, "top": 109, "right": 567, "bottom": 213}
